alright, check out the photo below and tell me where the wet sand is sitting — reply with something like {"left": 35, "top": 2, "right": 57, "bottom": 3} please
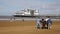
{"left": 0, "top": 20, "right": 60, "bottom": 34}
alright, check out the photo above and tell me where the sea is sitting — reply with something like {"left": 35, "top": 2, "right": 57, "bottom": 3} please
{"left": 0, "top": 16, "right": 60, "bottom": 21}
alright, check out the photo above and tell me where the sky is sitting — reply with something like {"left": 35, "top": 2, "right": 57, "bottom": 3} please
{"left": 0, "top": 0, "right": 60, "bottom": 16}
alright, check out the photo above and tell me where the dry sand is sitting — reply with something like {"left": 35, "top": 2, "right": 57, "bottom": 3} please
{"left": 0, "top": 20, "right": 60, "bottom": 34}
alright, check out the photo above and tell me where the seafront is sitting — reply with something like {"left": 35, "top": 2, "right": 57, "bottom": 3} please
{"left": 0, "top": 20, "right": 60, "bottom": 34}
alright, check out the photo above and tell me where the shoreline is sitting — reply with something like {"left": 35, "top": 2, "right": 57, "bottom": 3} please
{"left": 0, "top": 18, "right": 60, "bottom": 21}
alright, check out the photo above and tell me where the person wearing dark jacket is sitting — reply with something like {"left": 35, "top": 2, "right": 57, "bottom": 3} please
{"left": 40, "top": 19, "right": 46, "bottom": 29}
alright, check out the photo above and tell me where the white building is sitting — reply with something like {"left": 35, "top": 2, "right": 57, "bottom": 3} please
{"left": 13, "top": 9, "right": 39, "bottom": 17}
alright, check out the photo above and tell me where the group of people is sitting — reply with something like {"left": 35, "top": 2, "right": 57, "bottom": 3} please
{"left": 36, "top": 16, "right": 52, "bottom": 29}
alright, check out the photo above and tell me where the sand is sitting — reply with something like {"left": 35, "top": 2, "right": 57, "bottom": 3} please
{"left": 0, "top": 20, "right": 60, "bottom": 34}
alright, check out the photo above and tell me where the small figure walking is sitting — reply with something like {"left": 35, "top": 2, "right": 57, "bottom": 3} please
{"left": 10, "top": 17, "right": 13, "bottom": 22}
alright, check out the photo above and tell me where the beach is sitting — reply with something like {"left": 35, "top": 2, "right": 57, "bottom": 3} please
{"left": 0, "top": 20, "right": 60, "bottom": 34}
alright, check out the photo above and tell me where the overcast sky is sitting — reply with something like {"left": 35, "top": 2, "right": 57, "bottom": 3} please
{"left": 0, "top": 0, "right": 60, "bottom": 16}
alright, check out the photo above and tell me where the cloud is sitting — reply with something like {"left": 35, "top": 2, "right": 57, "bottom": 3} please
{"left": 0, "top": 0, "right": 60, "bottom": 15}
{"left": 0, "top": 0, "right": 43, "bottom": 10}
{"left": 39, "top": 1, "right": 60, "bottom": 15}
{"left": 0, "top": 5, "right": 5, "bottom": 10}
{"left": 41, "top": 2, "right": 60, "bottom": 11}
